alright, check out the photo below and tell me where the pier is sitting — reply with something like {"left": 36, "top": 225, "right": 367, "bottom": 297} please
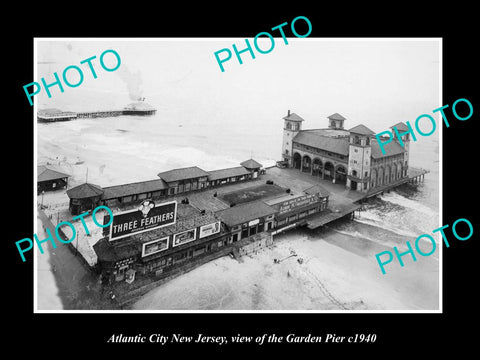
{"left": 76, "top": 110, "right": 124, "bottom": 118}
{"left": 363, "top": 166, "right": 429, "bottom": 198}
{"left": 37, "top": 101, "right": 156, "bottom": 122}
{"left": 407, "top": 167, "right": 429, "bottom": 184}
{"left": 260, "top": 165, "right": 430, "bottom": 230}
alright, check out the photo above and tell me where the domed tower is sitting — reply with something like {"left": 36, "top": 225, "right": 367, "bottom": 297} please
{"left": 281, "top": 110, "right": 304, "bottom": 167}
{"left": 347, "top": 124, "right": 375, "bottom": 192}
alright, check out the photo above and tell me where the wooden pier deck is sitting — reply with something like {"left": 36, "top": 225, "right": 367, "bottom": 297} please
{"left": 76, "top": 110, "right": 123, "bottom": 118}
{"left": 306, "top": 203, "right": 362, "bottom": 230}
{"left": 364, "top": 166, "right": 429, "bottom": 198}
{"left": 262, "top": 166, "right": 430, "bottom": 230}
{"left": 38, "top": 108, "right": 156, "bottom": 122}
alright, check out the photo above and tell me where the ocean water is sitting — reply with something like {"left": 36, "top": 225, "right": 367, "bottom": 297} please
{"left": 313, "top": 133, "right": 440, "bottom": 261}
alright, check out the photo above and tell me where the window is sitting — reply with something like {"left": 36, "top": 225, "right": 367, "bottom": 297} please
{"left": 285, "top": 149, "right": 289, "bottom": 155}
{"left": 365, "top": 171, "right": 368, "bottom": 177}
{"left": 366, "top": 137, "right": 370, "bottom": 145}
{"left": 352, "top": 170, "right": 357, "bottom": 176}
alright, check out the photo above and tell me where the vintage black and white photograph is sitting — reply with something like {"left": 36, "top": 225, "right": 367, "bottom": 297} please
{"left": 34, "top": 38, "right": 441, "bottom": 312}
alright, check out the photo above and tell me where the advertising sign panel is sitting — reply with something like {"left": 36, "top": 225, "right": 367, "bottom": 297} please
{"left": 173, "top": 228, "right": 197, "bottom": 247}
{"left": 142, "top": 237, "right": 169, "bottom": 257}
{"left": 107, "top": 200, "right": 177, "bottom": 241}
{"left": 199, "top": 221, "right": 221, "bottom": 239}
{"left": 277, "top": 194, "right": 319, "bottom": 215}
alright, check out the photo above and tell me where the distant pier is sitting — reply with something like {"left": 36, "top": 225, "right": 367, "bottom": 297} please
{"left": 76, "top": 110, "right": 124, "bottom": 119}
{"left": 37, "top": 101, "right": 156, "bottom": 122}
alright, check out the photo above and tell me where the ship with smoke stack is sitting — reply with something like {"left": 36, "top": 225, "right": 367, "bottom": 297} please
{"left": 122, "top": 97, "right": 156, "bottom": 116}
{"left": 37, "top": 98, "right": 156, "bottom": 122}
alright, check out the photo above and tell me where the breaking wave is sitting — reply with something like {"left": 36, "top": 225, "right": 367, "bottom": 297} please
{"left": 326, "top": 185, "right": 440, "bottom": 248}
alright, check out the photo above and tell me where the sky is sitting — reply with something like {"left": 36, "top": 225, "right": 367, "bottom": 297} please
{"left": 35, "top": 38, "right": 441, "bottom": 164}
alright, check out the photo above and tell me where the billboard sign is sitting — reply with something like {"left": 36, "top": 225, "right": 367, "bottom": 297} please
{"left": 277, "top": 194, "right": 319, "bottom": 215}
{"left": 199, "top": 221, "right": 221, "bottom": 239}
{"left": 107, "top": 200, "right": 177, "bottom": 241}
{"left": 142, "top": 237, "right": 169, "bottom": 257}
{"left": 173, "top": 228, "right": 197, "bottom": 247}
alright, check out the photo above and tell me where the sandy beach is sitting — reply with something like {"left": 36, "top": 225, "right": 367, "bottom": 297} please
{"left": 132, "top": 228, "right": 439, "bottom": 311}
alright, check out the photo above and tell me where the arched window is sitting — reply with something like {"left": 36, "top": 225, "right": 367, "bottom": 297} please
{"left": 352, "top": 170, "right": 357, "bottom": 177}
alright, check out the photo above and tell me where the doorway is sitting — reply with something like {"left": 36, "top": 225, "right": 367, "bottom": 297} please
{"left": 351, "top": 181, "right": 358, "bottom": 190}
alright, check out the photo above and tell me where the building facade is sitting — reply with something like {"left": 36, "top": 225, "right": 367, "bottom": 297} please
{"left": 93, "top": 179, "right": 330, "bottom": 284}
{"left": 67, "top": 160, "right": 262, "bottom": 214}
{"left": 281, "top": 110, "right": 410, "bottom": 193}
{"left": 37, "top": 165, "right": 70, "bottom": 194}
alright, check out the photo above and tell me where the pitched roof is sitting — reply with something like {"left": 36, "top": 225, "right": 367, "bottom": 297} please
{"left": 240, "top": 159, "right": 263, "bottom": 169}
{"left": 349, "top": 124, "right": 375, "bottom": 135}
{"left": 303, "top": 184, "right": 331, "bottom": 198}
{"left": 93, "top": 238, "right": 139, "bottom": 262}
{"left": 328, "top": 113, "right": 346, "bottom": 121}
{"left": 293, "top": 131, "right": 350, "bottom": 156}
{"left": 371, "top": 138, "right": 406, "bottom": 158}
{"left": 37, "top": 165, "right": 70, "bottom": 182}
{"left": 157, "top": 166, "right": 210, "bottom": 182}
{"left": 390, "top": 122, "right": 410, "bottom": 132}
{"left": 207, "top": 166, "right": 251, "bottom": 181}
{"left": 66, "top": 183, "right": 104, "bottom": 199}
{"left": 282, "top": 112, "right": 305, "bottom": 122}
{"left": 102, "top": 178, "right": 168, "bottom": 200}
{"left": 215, "top": 200, "right": 275, "bottom": 227}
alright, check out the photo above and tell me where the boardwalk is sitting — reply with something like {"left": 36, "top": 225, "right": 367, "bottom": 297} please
{"left": 306, "top": 204, "right": 362, "bottom": 230}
